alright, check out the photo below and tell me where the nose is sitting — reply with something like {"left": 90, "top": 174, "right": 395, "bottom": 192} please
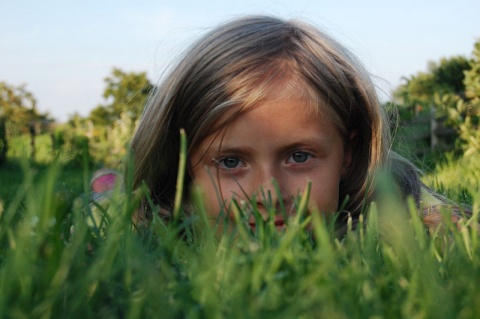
{"left": 252, "top": 167, "right": 288, "bottom": 217}
{"left": 255, "top": 181, "right": 281, "bottom": 210}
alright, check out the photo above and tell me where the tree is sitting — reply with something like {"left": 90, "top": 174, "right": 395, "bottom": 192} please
{"left": 432, "top": 40, "right": 480, "bottom": 156}
{"left": 391, "top": 55, "right": 473, "bottom": 158}
{"left": 0, "top": 81, "right": 48, "bottom": 135}
{"left": 455, "top": 39, "right": 480, "bottom": 155}
{"left": 89, "top": 68, "right": 154, "bottom": 126}
{"left": 464, "top": 41, "right": 480, "bottom": 104}
{"left": 394, "top": 56, "right": 471, "bottom": 115}
{"left": 434, "top": 56, "right": 471, "bottom": 94}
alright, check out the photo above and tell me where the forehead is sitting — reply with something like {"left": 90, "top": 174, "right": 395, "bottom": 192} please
{"left": 219, "top": 95, "right": 335, "bottom": 142}
{"left": 188, "top": 69, "right": 346, "bottom": 157}
{"left": 211, "top": 76, "right": 327, "bottom": 133}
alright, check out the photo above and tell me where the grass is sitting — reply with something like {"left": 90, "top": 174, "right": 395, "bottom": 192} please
{"left": 422, "top": 153, "right": 480, "bottom": 205}
{"left": 0, "top": 145, "right": 480, "bottom": 317}
{"left": 0, "top": 159, "right": 84, "bottom": 209}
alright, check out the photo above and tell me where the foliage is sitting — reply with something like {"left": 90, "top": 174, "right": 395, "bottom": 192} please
{"left": 5, "top": 125, "right": 95, "bottom": 169}
{"left": 465, "top": 41, "right": 480, "bottom": 102}
{"left": 0, "top": 118, "right": 6, "bottom": 166}
{"left": 394, "top": 56, "right": 471, "bottom": 115}
{"left": 88, "top": 68, "right": 154, "bottom": 126}
{"left": 392, "top": 47, "right": 479, "bottom": 161}
{"left": 0, "top": 81, "right": 50, "bottom": 136}
{"left": 50, "top": 68, "right": 152, "bottom": 168}
{"left": 55, "top": 116, "right": 94, "bottom": 168}
{"left": 87, "top": 113, "right": 138, "bottom": 168}
{"left": 6, "top": 134, "right": 55, "bottom": 164}
{"left": 61, "top": 112, "right": 136, "bottom": 168}
{"left": 433, "top": 56, "right": 472, "bottom": 94}
{"left": 0, "top": 153, "right": 480, "bottom": 318}
{"left": 436, "top": 40, "right": 480, "bottom": 156}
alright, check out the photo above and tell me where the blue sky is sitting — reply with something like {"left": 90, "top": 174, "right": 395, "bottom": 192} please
{"left": 1, "top": 0, "right": 479, "bottom": 122}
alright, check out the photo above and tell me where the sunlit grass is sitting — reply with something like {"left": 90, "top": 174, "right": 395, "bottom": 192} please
{"left": 423, "top": 153, "right": 480, "bottom": 205}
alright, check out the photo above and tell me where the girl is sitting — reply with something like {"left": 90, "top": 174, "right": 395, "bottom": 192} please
{"left": 130, "top": 15, "right": 463, "bottom": 232}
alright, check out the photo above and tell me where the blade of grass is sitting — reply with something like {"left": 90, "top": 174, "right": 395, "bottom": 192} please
{"left": 173, "top": 129, "right": 187, "bottom": 221}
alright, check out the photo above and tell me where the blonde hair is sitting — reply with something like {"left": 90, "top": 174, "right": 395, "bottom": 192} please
{"left": 131, "top": 15, "right": 418, "bottom": 221}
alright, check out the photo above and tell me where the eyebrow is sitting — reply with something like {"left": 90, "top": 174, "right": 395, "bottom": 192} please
{"left": 203, "top": 145, "right": 253, "bottom": 159}
{"left": 204, "top": 137, "right": 334, "bottom": 158}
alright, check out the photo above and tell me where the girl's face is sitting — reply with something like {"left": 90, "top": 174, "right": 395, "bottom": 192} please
{"left": 190, "top": 91, "right": 351, "bottom": 228}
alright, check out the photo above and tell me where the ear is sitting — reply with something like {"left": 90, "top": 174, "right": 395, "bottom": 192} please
{"left": 341, "top": 131, "right": 357, "bottom": 179}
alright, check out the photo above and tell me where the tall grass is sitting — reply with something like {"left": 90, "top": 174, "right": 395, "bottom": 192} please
{"left": 423, "top": 153, "right": 480, "bottom": 205}
{"left": 0, "top": 152, "right": 480, "bottom": 318}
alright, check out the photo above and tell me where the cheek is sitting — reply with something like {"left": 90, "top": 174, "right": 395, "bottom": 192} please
{"left": 191, "top": 172, "right": 218, "bottom": 211}
{"left": 303, "top": 171, "right": 342, "bottom": 214}
{"left": 191, "top": 170, "right": 239, "bottom": 218}
{"left": 308, "top": 184, "right": 340, "bottom": 214}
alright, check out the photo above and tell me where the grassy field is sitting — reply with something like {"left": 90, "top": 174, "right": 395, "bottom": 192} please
{"left": 1, "top": 138, "right": 480, "bottom": 318}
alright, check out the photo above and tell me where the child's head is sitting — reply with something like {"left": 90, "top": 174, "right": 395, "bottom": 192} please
{"left": 131, "top": 15, "right": 391, "bottom": 223}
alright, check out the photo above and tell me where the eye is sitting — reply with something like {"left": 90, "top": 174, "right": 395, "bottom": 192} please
{"left": 288, "top": 151, "right": 312, "bottom": 164}
{"left": 216, "top": 157, "right": 243, "bottom": 169}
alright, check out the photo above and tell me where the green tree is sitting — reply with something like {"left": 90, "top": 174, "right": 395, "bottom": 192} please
{"left": 394, "top": 56, "right": 471, "bottom": 115}
{"left": 464, "top": 41, "right": 480, "bottom": 105}
{"left": 445, "top": 40, "right": 480, "bottom": 156}
{"left": 0, "top": 81, "right": 49, "bottom": 135}
{"left": 89, "top": 68, "right": 154, "bottom": 126}
{"left": 434, "top": 56, "right": 471, "bottom": 93}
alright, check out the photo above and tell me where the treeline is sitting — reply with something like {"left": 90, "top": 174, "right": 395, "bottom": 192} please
{"left": 391, "top": 39, "right": 480, "bottom": 160}
{"left": 60, "top": 68, "right": 154, "bottom": 168}
{"left": 0, "top": 82, "right": 52, "bottom": 165}
{"left": 0, "top": 68, "right": 153, "bottom": 168}
{"left": 1, "top": 39, "right": 479, "bottom": 168}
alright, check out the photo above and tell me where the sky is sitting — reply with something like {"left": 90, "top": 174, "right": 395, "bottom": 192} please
{"left": 1, "top": 0, "right": 479, "bottom": 122}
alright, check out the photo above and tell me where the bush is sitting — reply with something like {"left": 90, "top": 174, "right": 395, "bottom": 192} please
{"left": 51, "top": 113, "right": 136, "bottom": 169}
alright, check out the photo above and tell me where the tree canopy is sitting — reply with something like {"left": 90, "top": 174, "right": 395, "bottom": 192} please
{"left": 464, "top": 41, "right": 480, "bottom": 102}
{"left": 454, "top": 39, "right": 480, "bottom": 155}
{"left": 393, "top": 39, "right": 480, "bottom": 157}
{"left": 0, "top": 81, "right": 49, "bottom": 135}
{"left": 394, "top": 56, "right": 471, "bottom": 111}
{"left": 88, "top": 68, "right": 154, "bottom": 126}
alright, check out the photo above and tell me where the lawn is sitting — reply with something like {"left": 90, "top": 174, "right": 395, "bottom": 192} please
{"left": 0, "top": 145, "right": 479, "bottom": 318}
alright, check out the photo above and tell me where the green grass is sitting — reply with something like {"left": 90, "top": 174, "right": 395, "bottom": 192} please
{"left": 0, "top": 149, "right": 480, "bottom": 317}
{"left": 423, "top": 153, "right": 480, "bottom": 205}
{"left": 0, "top": 159, "right": 84, "bottom": 210}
